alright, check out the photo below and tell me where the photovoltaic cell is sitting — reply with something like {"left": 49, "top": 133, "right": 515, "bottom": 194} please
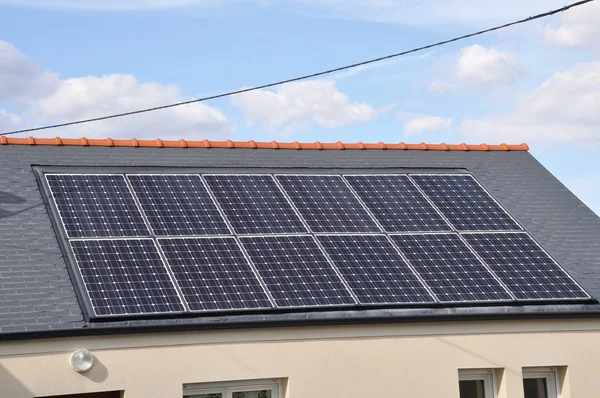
{"left": 159, "top": 237, "right": 273, "bottom": 311}
{"left": 345, "top": 175, "right": 451, "bottom": 232}
{"left": 463, "top": 232, "right": 590, "bottom": 300}
{"left": 391, "top": 234, "right": 512, "bottom": 302}
{"left": 317, "top": 235, "right": 434, "bottom": 304}
{"left": 46, "top": 174, "right": 149, "bottom": 238}
{"left": 127, "top": 175, "right": 230, "bottom": 236}
{"left": 70, "top": 239, "right": 184, "bottom": 316}
{"left": 275, "top": 175, "right": 380, "bottom": 233}
{"left": 203, "top": 175, "right": 307, "bottom": 234}
{"left": 411, "top": 174, "right": 521, "bottom": 231}
{"left": 240, "top": 235, "right": 356, "bottom": 307}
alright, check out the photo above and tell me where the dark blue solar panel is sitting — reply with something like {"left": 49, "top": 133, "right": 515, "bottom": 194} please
{"left": 239, "top": 235, "right": 356, "bottom": 307}
{"left": 159, "top": 237, "right": 273, "bottom": 311}
{"left": 46, "top": 174, "right": 149, "bottom": 238}
{"left": 203, "top": 175, "right": 307, "bottom": 234}
{"left": 411, "top": 174, "right": 521, "bottom": 231}
{"left": 127, "top": 174, "right": 230, "bottom": 236}
{"left": 275, "top": 175, "right": 380, "bottom": 233}
{"left": 345, "top": 175, "right": 452, "bottom": 232}
{"left": 70, "top": 239, "right": 184, "bottom": 316}
{"left": 317, "top": 235, "right": 434, "bottom": 304}
{"left": 391, "top": 234, "right": 512, "bottom": 302}
{"left": 463, "top": 232, "right": 590, "bottom": 300}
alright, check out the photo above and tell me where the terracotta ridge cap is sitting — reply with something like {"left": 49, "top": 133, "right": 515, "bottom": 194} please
{"left": 0, "top": 137, "right": 530, "bottom": 151}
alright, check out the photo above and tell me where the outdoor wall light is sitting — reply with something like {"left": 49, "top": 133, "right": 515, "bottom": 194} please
{"left": 70, "top": 348, "right": 94, "bottom": 373}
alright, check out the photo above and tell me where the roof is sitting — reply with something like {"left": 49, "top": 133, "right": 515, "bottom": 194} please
{"left": 1, "top": 138, "right": 599, "bottom": 340}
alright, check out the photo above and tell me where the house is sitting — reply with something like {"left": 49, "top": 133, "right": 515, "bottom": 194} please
{"left": 1, "top": 136, "right": 600, "bottom": 398}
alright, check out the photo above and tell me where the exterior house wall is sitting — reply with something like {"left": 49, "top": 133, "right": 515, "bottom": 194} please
{"left": 2, "top": 319, "right": 600, "bottom": 398}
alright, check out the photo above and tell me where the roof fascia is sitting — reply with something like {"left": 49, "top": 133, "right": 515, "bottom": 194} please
{"left": 2, "top": 304, "right": 600, "bottom": 342}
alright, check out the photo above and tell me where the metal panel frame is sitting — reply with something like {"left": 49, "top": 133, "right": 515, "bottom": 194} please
{"left": 461, "top": 231, "right": 591, "bottom": 300}
{"left": 157, "top": 236, "right": 276, "bottom": 312}
{"left": 69, "top": 237, "right": 187, "bottom": 317}
{"left": 408, "top": 173, "right": 523, "bottom": 232}
{"left": 238, "top": 234, "right": 359, "bottom": 309}
{"left": 273, "top": 173, "right": 382, "bottom": 234}
{"left": 202, "top": 173, "right": 308, "bottom": 235}
{"left": 316, "top": 234, "right": 437, "bottom": 305}
{"left": 389, "top": 232, "right": 514, "bottom": 303}
{"left": 343, "top": 173, "right": 453, "bottom": 233}
{"left": 45, "top": 173, "right": 150, "bottom": 239}
{"left": 126, "top": 173, "right": 232, "bottom": 237}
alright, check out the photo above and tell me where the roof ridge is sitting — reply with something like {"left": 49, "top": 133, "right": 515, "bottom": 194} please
{"left": 0, "top": 136, "right": 529, "bottom": 151}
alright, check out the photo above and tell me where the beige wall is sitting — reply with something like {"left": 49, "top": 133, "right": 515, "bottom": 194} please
{"left": 1, "top": 319, "right": 600, "bottom": 398}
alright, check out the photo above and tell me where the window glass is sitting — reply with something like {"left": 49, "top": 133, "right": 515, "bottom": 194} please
{"left": 459, "top": 379, "right": 487, "bottom": 398}
{"left": 233, "top": 391, "right": 271, "bottom": 398}
{"left": 523, "top": 378, "right": 549, "bottom": 398}
{"left": 183, "top": 380, "right": 279, "bottom": 398}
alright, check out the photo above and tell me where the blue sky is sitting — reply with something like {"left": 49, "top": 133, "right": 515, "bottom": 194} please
{"left": 0, "top": 0, "right": 598, "bottom": 215}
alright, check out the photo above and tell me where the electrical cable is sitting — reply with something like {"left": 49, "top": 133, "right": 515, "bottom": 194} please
{"left": 0, "top": 0, "right": 594, "bottom": 136}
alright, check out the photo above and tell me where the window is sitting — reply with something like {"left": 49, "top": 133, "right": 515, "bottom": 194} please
{"left": 458, "top": 369, "right": 495, "bottom": 398}
{"left": 522, "top": 367, "right": 558, "bottom": 398}
{"left": 183, "top": 379, "right": 280, "bottom": 398}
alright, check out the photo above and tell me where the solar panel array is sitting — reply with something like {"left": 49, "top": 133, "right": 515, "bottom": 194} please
{"left": 46, "top": 172, "right": 591, "bottom": 318}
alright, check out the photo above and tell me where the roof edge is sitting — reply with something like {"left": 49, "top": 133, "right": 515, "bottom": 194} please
{"left": 1, "top": 303, "right": 598, "bottom": 341}
{"left": 0, "top": 136, "right": 530, "bottom": 151}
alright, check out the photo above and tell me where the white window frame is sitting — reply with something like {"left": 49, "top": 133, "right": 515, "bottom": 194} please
{"left": 183, "top": 379, "right": 281, "bottom": 398}
{"left": 522, "top": 367, "right": 558, "bottom": 398}
{"left": 458, "top": 369, "right": 495, "bottom": 398}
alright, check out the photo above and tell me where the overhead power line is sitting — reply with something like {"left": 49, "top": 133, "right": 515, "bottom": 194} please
{"left": 0, "top": 0, "right": 595, "bottom": 137}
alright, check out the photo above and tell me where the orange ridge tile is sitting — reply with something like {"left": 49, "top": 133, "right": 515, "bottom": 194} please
{"left": 0, "top": 136, "right": 530, "bottom": 151}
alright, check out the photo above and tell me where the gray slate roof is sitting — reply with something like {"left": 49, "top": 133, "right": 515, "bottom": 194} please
{"left": 1, "top": 145, "right": 600, "bottom": 338}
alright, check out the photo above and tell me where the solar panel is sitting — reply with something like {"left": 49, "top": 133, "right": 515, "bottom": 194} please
{"left": 345, "top": 175, "right": 452, "bottom": 232}
{"left": 463, "top": 232, "right": 590, "bottom": 300}
{"left": 391, "top": 234, "right": 512, "bottom": 302}
{"left": 158, "top": 237, "right": 273, "bottom": 311}
{"left": 316, "top": 235, "right": 434, "bottom": 304}
{"left": 203, "top": 175, "right": 307, "bottom": 234}
{"left": 275, "top": 175, "right": 380, "bottom": 233}
{"left": 127, "top": 174, "right": 230, "bottom": 236}
{"left": 70, "top": 239, "right": 185, "bottom": 316}
{"left": 46, "top": 170, "right": 589, "bottom": 318}
{"left": 411, "top": 174, "right": 521, "bottom": 231}
{"left": 46, "top": 174, "right": 150, "bottom": 238}
{"left": 239, "top": 235, "right": 356, "bottom": 307}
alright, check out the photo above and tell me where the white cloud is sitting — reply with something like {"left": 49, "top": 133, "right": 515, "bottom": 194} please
{"left": 454, "top": 45, "right": 522, "bottom": 85}
{"left": 29, "top": 74, "right": 231, "bottom": 139}
{"left": 398, "top": 113, "right": 452, "bottom": 136}
{"left": 544, "top": 0, "right": 600, "bottom": 49}
{"left": 460, "top": 61, "right": 600, "bottom": 145}
{"left": 0, "top": 40, "right": 231, "bottom": 139}
{"left": 427, "top": 80, "right": 458, "bottom": 94}
{"left": 0, "top": 109, "right": 23, "bottom": 131}
{"left": 230, "top": 80, "right": 381, "bottom": 135}
{"left": 0, "top": 41, "right": 58, "bottom": 103}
